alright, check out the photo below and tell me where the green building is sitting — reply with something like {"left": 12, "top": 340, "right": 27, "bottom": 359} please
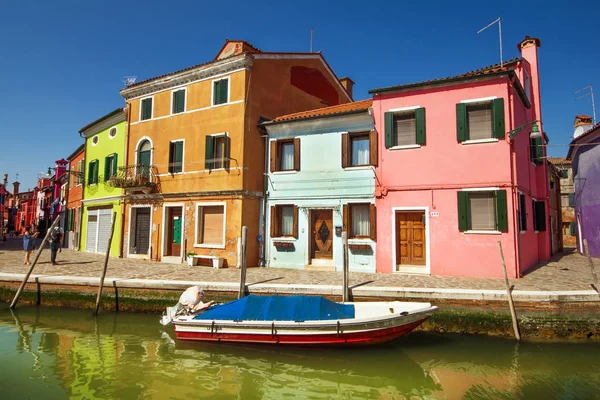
{"left": 79, "top": 108, "right": 126, "bottom": 257}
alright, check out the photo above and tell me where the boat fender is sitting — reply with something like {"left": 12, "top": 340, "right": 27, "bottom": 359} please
{"left": 400, "top": 311, "right": 409, "bottom": 316}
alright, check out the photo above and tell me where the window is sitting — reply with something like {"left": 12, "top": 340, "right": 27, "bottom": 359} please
{"left": 519, "top": 193, "right": 527, "bottom": 231}
{"left": 457, "top": 190, "right": 508, "bottom": 232}
{"left": 456, "top": 99, "right": 504, "bottom": 142}
{"left": 532, "top": 200, "right": 546, "bottom": 231}
{"left": 561, "top": 194, "right": 570, "bottom": 207}
{"left": 92, "top": 135, "right": 99, "bottom": 146}
{"left": 205, "top": 134, "right": 229, "bottom": 170}
{"left": 270, "top": 205, "right": 298, "bottom": 238}
{"left": 568, "top": 193, "right": 575, "bottom": 207}
{"left": 560, "top": 169, "right": 569, "bottom": 179}
{"left": 168, "top": 141, "right": 184, "bottom": 174}
{"left": 341, "top": 131, "right": 377, "bottom": 168}
{"left": 109, "top": 127, "right": 117, "bottom": 138}
{"left": 384, "top": 108, "right": 426, "bottom": 148}
{"left": 343, "top": 203, "right": 376, "bottom": 240}
{"left": 138, "top": 140, "right": 152, "bottom": 178}
{"left": 270, "top": 138, "right": 300, "bottom": 172}
{"left": 195, "top": 204, "right": 225, "bottom": 246}
{"left": 530, "top": 137, "right": 543, "bottom": 165}
{"left": 88, "top": 160, "right": 99, "bottom": 185}
{"left": 141, "top": 97, "right": 153, "bottom": 120}
{"left": 104, "top": 154, "right": 118, "bottom": 181}
{"left": 213, "top": 78, "right": 229, "bottom": 106}
{"left": 172, "top": 89, "right": 186, "bottom": 114}
{"left": 76, "top": 159, "right": 84, "bottom": 185}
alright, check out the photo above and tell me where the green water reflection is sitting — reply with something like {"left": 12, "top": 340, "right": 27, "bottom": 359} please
{"left": 0, "top": 304, "right": 599, "bottom": 399}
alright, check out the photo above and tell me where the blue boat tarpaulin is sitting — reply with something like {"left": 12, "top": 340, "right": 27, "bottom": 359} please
{"left": 193, "top": 295, "right": 355, "bottom": 322}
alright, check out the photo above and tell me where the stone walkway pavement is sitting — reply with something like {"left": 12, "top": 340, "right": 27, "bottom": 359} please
{"left": 0, "top": 237, "right": 597, "bottom": 294}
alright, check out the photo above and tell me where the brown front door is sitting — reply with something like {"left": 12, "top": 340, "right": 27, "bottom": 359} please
{"left": 396, "top": 211, "right": 426, "bottom": 268}
{"left": 311, "top": 209, "right": 333, "bottom": 260}
{"left": 167, "top": 207, "right": 182, "bottom": 257}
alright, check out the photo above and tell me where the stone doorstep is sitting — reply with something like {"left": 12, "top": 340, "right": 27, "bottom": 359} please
{"left": 1, "top": 273, "right": 598, "bottom": 303}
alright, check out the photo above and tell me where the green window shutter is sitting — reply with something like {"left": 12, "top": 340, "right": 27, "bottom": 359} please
{"left": 104, "top": 156, "right": 110, "bottom": 180}
{"left": 570, "top": 222, "right": 576, "bottom": 236}
{"left": 457, "top": 191, "right": 469, "bottom": 231}
{"left": 173, "top": 90, "right": 185, "bottom": 113}
{"left": 492, "top": 98, "right": 505, "bottom": 139}
{"left": 456, "top": 103, "right": 467, "bottom": 142}
{"left": 213, "top": 81, "right": 222, "bottom": 105}
{"left": 88, "top": 161, "right": 93, "bottom": 184}
{"left": 534, "top": 137, "right": 543, "bottom": 165}
{"left": 415, "top": 107, "right": 426, "bottom": 145}
{"left": 175, "top": 141, "right": 183, "bottom": 173}
{"left": 496, "top": 190, "right": 508, "bottom": 232}
{"left": 223, "top": 135, "right": 230, "bottom": 170}
{"left": 93, "top": 161, "right": 98, "bottom": 184}
{"left": 172, "top": 91, "right": 178, "bottom": 114}
{"left": 384, "top": 112, "right": 394, "bottom": 148}
{"left": 219, "top": 79, "right": 228, "bottom": 104}
{"left": 569, "top": 193, "right": 575, "bottom": 207}
{"left": 205, "top": 135, "right": 214, "bottom": 169}
{"left": 112, "top": 154, "right": 118, "bottom": 177}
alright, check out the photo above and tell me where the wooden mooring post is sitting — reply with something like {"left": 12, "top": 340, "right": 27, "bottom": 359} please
{"left": 342, "top": 231, "right": 349, "bottom": 302}
{"left": 94, "top": 212, "right": 117, "bottom": 315}
{"left": 583, "top": 239, "right": 600, "bottom": 294}
{"left": 238, "top": 226, "right": 248, "bottom": 299}
{"left": 497, "top": 241, "right": 521, "bottom": 341}
{"left": 10, "top": 216, "right": 61, "bottom": 309}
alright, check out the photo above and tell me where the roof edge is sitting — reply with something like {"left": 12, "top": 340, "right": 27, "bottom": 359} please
{"left": 78, "top": 108, "right": 126, "bottom": 135}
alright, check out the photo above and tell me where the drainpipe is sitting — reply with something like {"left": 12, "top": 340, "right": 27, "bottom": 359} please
{"left": 261, "top": 132, "right": 269, "bottom": 267}
{"left": 119, "top": 104, "right": 130, "bottom": 258}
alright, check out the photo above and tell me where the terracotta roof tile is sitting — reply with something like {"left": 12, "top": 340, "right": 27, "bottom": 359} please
{"left": 547, "top": 157, "right": 572, "bottom": 166}
{"left": 369, "top": 58, "right": 522, "bottom": 94}
{"left": 271, "top": 99, "right": 372, "bottom": 123}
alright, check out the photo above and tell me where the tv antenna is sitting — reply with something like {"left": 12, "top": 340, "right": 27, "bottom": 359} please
{"left": 574, "top": 85, "right": 596, "bottom": 125}
{"left": 123, "top": 76, "right": 137, "bottom": 87}
{"left": 309, "top": 28, "right": 314, "bottom": 53}
{"left": 477, "top": 17, "right": 503, "bottom": 67}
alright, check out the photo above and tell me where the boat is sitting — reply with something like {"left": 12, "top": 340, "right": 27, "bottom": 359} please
{"left": 162, "top": 295, "right": 437, "bottom": 347}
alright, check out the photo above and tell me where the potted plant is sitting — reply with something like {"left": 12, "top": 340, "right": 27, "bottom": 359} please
{"left": 186, "top": 252, "right": 197, "bottom": 266}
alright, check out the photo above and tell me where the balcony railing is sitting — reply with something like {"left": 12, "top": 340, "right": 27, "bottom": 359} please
{"left": 109, "top": 164, "right": 159, "bottom": 191}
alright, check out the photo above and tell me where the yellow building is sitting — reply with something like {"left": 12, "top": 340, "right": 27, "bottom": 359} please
{"left": 118, "top": 40, "right": 352, "bottom": 267}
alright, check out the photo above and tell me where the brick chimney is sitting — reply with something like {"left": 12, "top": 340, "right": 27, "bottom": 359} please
{"left": 518, "top": 36, "right": 542, "bottom": 121}
{"left": 12, "top": 181, "right": 20, "bottom": 195}
{"left": 339, "top": 77, "right": 354, "bottom": 99}
{"left": 574, "top": 115, "right": 593, "bottom": 138}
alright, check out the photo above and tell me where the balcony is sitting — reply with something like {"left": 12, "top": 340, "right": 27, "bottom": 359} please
{"left": 110, "top": 164, "right": 159, "bottom": 193}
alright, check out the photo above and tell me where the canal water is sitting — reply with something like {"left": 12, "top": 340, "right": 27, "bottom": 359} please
{"left": 0, "top": 304, "right": 598, "bottom": 400}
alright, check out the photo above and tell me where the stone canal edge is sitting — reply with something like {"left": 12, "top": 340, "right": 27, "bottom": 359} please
{"left": 1, "top": 272, "right": 599, "bottom": 340}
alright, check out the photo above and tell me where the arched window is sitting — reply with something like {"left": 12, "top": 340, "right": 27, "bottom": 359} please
{"left": 137, "top": 139, "right": 152, "bottom": 178}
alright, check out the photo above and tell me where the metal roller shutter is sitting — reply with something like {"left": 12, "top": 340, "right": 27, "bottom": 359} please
{"left": 97, "top": 209, "right": 113, "bottom": 253}
{"left": 86, "top": 213, "right": 98, "bottom": 252}
{"left": 133, "top": 208, "right": 151, "bottom": 255}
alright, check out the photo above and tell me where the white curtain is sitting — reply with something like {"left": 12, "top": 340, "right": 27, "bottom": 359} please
{"left": 394, "top": 115, "right": 416, "bottom": 146}
{"left": 281, "top": 206, "right": 294, "bottom": 236}
{"left": 467, "top": 106, "right": 493, "bottom": 140}
{"left": 469, "top": 193, "right": 496, "bottom": 230}
{"left": 281, "top": 143, "right": 294, "bottom": 170}
{"left": 351, "top": 137, "right": 369, "bottom": 166}
{"left": 352, "top": 205, "right": 370, "bottom": 237}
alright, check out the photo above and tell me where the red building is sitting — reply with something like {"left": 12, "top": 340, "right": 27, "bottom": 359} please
{"left": 66, "top": 144, "right": 85, "bottom": 250}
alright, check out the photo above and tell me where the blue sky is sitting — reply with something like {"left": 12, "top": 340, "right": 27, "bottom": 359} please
{"left": 1, "top": 0, "right": 598, "bottom": 191}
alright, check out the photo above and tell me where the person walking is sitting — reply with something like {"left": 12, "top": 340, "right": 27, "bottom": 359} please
{"left": 49, "top": 226, "right": 63, "bottom": 265}
{"left": 23, "top": 226, "right": 39, "bottom": 265}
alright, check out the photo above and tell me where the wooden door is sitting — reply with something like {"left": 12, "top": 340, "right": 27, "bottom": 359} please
{"left": 311, "top": 209, "right": 333, "bottom": 260}
{"left": 167, "top": 208, "right": 182, "bottom": 256}
{"left": 396, "top": 211, "right": 426, "bottom": 267}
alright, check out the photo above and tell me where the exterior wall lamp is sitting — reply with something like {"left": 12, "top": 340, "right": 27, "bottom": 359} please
{"left": 47, "top": 167, "right": 84, "bottom": 180}
{"left": 508, "top": 120, "right": 542, "bottom": 139}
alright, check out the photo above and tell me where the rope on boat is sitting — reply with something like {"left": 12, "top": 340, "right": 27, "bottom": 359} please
{"left": 336, "top": 321, "right": 341, "bottom": 337}
{"left": 271, "top": 321, "right": 277, "bottom": 337}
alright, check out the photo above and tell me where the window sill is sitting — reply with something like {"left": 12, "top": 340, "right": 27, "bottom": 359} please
{"left": 348, "top": 238, "right": 373, "bottom": 244}
{"left": 193, "top": 243, "right": 225, "bottom": 249}
{"left": 139, "top": 118, "right": 153, "bottom": 123}
{"left": 520, "top": 231, "right": 526, "bottom": 235}
{"left": 272, "top": 170, "right": 298, "bottom": 175}
{"left": 211, "top": 102, "right": 230, "bottom": 108}
{"left": 388, "top": 144, "right": 421, "bottom": 151}
{"left": 272, "top": 237, "right": 296, "bottom": 242}
{"left": 461, "top": 138, "right": 499, "bottom": 145}
{"left": 344, "top": 166, "right": 373, "bottom": 171}
{"left": 464, "top": 230, "right": 502, "bottom": 235}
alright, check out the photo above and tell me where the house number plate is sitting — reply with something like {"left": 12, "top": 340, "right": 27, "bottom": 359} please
{"left": 430, "top": 212, "right": 440, "bottom": 217}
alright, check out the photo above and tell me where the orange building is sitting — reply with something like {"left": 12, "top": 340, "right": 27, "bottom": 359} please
{"left": 118, "top": 39, "right": 352, "bottom": 266}
{"left": 66, "top": 144, "right": 85, "bottom": 250}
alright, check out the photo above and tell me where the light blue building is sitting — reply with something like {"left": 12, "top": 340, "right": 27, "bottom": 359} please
{"left": 262, "top": 100, "right": 377, "bottom": 272}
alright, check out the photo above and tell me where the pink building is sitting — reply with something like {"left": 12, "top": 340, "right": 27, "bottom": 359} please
{"left": 370, "top": 36, "right": 551, "bottom": 278}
